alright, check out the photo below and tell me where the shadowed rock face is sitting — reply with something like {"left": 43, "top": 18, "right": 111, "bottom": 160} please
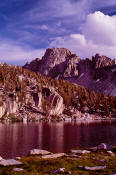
{"left": 23, "top": 48, "right": 116, "bottom": 96}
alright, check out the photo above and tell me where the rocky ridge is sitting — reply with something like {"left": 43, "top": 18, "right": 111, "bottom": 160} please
{"left": 24, "top": 48, "right": 116, "bottom": 96}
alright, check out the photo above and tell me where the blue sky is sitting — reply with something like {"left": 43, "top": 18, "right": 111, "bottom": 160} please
{"left": 0, "top": 0, "right": 116, "bottom": 65}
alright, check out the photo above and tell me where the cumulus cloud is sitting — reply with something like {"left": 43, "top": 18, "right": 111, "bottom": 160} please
{"left": 0, "top": 9, "right": 116, "bottom": 64}
{"left": 50, "top": 11, "right": 116, "bottom": 59}
{"left": 83, "top": 11, "right": 116, "bottom": 45}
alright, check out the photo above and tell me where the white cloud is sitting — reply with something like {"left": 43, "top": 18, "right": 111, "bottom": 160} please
{"left": 83, "top": 11, "right": 116, "bottom": 45}
{"left": 25, "top": 0, "right": 90, "bottom": 22}
{"left": 50, "top": 11, "right": 116, "bottom": 59}
{"left": 1, "top": 11, "right": 116, "bottom": 64}
{"left": 0, "top": 41, "right": 45, "bottom": 64}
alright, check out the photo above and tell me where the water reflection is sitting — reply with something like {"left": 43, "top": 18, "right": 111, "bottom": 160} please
{"left": 0, "top": 120, "right": 116, "bottom": 158}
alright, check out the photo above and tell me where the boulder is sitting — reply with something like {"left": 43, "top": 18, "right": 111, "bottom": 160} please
{"left": 91, "top": 143, "right": 112, "bottom": 151}
{"left": 42, "top": 153, "right": 65, "bottom": 159}
{"left": 71, "top": 150, "right": 90, "bottom": 154}
{"left": 13, "top": 168, "right": 24, "bottom": 172}
{"left": 85, "top": 166, "right": 106, "bottom": 171}
{"left": 0, "top": 159, "right": 22, "bottom": 166}
{"left": 0, "top": 156, "right": 3, "bottom": 161}
{"left": 53, "top": 168, "right": 65, "bottom": 174}
{"left": 97, "top": 143, "right": 112, "bottom": 150}
{"left": 107, "top": 151, "right": 115, "bottom": 156}
{"left": 29, "top": 149, "right": 51, "bottom": 156}
{"left": 15, "top": 157, "right": 21, "bottom": 160}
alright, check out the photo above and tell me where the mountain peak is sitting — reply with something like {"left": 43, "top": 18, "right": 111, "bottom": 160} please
{"left": 23, "top": 48, "right": 116, "bottom": 96}
{"left": 43, "top": 48, "right": 72, "bottom": 60}
{"left": 24, "top": 48, "right": 80, "bottom": 76}
{"left": 92, "top": 53, "right": 116, "bottom": 68}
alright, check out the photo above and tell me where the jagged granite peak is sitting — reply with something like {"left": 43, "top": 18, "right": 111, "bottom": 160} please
{"left": 42, "top": 48, "right": 72, "bottom": 63}
{"left": 23, "top": 48, "right": 116, "bottom": 96}
{"left": 92, "top": 53, "right": 116, "bottom": 68}
{"left": 23, "top": 48, "right": 81, "bottom": 76}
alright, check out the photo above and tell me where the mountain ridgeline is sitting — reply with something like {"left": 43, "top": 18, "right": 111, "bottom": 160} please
{"left": 0, "top": 48, "right": 115, "bottom": 121}
{"left": 24, "top": 48, "right": 116, "bottom": 97}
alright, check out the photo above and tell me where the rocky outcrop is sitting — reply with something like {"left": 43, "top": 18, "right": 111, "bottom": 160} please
{"left": 40, "top": 87, "right": 64, "bottom": 116}
{"left": 84, "top": 166, "right": 106, "bottom": 171}
{"left": 0, "top": 100, "right": 19, "bottom": 118}
{"left": 42, "top": 153, "right": 65, "bottom": 159}
{"left": 0, "top": 159, "right": 22, "bottom": 166}
{"left": 0, "top": 86, "right": 64, "bottom": 119}
{"left": 90, "top": 143, "right": 112, "bottom": 151}
{"left": 29, "top": 149, "right": 51, "bottom": 155}
{"left": 23, "top": 48, "right": 116, "bottom": 96}
{"left": 92, "top": 54, "right": 116, "bottom": 69}
{"left": 0, "top": 106, "right": 6, "bottom": 118}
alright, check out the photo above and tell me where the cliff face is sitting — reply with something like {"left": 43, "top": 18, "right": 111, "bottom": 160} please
{"left": 0, "top": 65, "right": 65, "bottom": 120}
{"left": 24, "top": 48, "right": 116, "bottom": 96}
{"left": 0, "top": 86, "right": 64, "bottom": 119}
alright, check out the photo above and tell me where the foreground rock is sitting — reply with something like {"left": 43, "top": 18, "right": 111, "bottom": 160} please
{"left": 42, "top": 153, "right": 65, "bottom": 159}
{"left": 71, "top": 150, "right": 90, "bottom": 154}
{"left": 107, "top": 151, "right": 115, "bottom": 156}
{"left": 85, "top": 166, "right": 106, "bottom": 171}
{"left": 13, "top": 168, "right": 24, "bottom": 172}
{"left": 0, "top": 145, "right": 116, "bottom": 174}
{"left": 0, "top": 156, "right": 3, "bottom": 161}
{"left": 29, "top": 149, "right": 51, "bottom": 156}
{"left": 91, "top": 143, "right": 112, "bottom": 151}
{"left": 52, "top": 168, "right": 65, "bottom": 174}
{"left": 0, "top": 159, "right": 22, "bottom": 166}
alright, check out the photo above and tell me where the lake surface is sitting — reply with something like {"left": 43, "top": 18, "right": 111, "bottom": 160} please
{"left": 0, "top": 120, "right": 116, "bottom": 158}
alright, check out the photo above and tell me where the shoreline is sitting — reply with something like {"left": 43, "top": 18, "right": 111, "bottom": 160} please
{"left": 0, "top": 144, "right": 116, "bottom": 174}
{"left": 0, "top": 115, "right": 116, "bottom": 123}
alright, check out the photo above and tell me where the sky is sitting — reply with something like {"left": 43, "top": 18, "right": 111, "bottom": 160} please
{"left": 0, "top": 0, "right": 116, "bottom": 65}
